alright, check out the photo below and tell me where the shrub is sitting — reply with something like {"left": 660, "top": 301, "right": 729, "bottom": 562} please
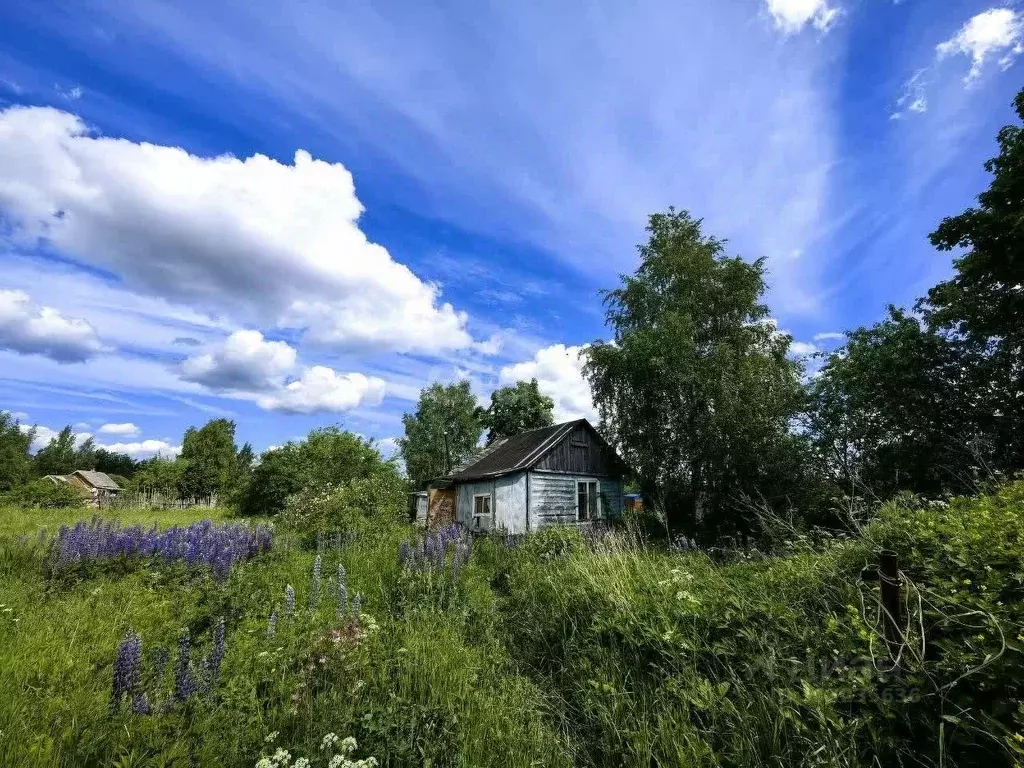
{"left": 5, "top": 478, "right": 88, "bottom": 508}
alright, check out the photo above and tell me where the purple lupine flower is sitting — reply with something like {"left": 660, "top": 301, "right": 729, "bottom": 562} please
{"left": 284, "top": 584, "right": 296, "bottom": 616}
{"left": 205, "top": 619, "right": 226, "bottom": 697}
{"left": 351, "top": 592, "right": 364, "bottom": 624}
{"left": 311, "top": 555, "right": 322, "bottom": 610}
{"left": 131, "top": 692, "right": 152, "bottom": 715}
{"left": 268, "top": 610, "right": 277, "bottom": 639}
{"left": 336, "top": 564, "right": 348, "bottom": 618}
{"left": 51, "top": 518, "right": 274, "bottom": 579}
{"left": 110, "top": 628, "right": 143, "bottom": 714}
{"left": 174, "top": 631, "right": 196, "bottom": 702}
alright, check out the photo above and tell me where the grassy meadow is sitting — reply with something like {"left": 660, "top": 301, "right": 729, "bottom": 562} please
{"left": 2, "top": 484, "right": 1024, "bottom": 767}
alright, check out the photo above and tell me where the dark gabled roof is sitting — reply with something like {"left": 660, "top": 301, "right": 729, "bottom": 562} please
{"left": 440, "top": 420, "right": 583, "bottom": 482}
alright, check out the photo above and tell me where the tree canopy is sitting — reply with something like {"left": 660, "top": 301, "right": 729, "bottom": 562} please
{"left": 479, "top": 379, "right": 554, "bottom": 445}
{"left": 399, "top": 381, "right": 482, "bottom": 488}
{"left": 584, "top": 208, "right": 809, "bottom": 533}
{"left": 239, "top": 427, "right": 400, "bottom": 517}
{"left": 0, "top": 411, "right": 33, "bottom": 491}
{"left": 179, "top": 418, "right": 239, "bottom": 499}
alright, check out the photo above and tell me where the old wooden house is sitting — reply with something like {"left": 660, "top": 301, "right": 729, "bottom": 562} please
{"left": 430, "top": 418, "right": 627, "bottom": 533}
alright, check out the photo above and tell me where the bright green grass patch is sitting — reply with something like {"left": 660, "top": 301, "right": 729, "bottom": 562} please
{"left": 0, "top": 504, "right": 235, "bottom": 537}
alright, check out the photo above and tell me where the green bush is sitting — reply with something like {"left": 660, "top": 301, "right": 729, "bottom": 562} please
{"left": 4, "top": 478, "right": 88, "bottom": 509}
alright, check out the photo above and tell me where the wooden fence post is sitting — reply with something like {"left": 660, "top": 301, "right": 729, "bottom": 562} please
{"left": 878, "top": 549, "right": 904, "bottom": 659}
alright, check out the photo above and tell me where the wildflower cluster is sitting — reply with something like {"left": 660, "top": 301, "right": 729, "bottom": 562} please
{"left": 398, "top": 524, "right": 472, "bottom": 577}
{"left": 52, "top": 516, "right": 273, "bottom": 580}
{"left": 109, "top": 620, "right": 227, "bottom": 715}
{"left": 256, "top": 733, "right": 377, "bottom": 768}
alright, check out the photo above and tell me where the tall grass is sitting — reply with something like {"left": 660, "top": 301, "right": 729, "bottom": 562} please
{"left": 1, "top": 485, "right": 1022, "bottom": 766}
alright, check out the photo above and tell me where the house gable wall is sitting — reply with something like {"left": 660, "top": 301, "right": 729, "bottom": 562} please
{"left": 534, "top": 422, "right": 620, "bottom": 476}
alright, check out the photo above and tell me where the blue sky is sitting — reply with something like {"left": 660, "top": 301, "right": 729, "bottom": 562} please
{"left": 0, "top": 0, "right": 1021, "bottom": 460}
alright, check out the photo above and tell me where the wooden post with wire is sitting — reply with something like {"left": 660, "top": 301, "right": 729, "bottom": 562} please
{"left": 878, "top": 549, "right": 904, "bottom": 659}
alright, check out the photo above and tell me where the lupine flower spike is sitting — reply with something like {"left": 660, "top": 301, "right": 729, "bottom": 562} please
{"left": 311, "top": 555, "right": 322, "bottom": 610}
{"left": 110, "top": 628, "right": 142, "bottom": 714}
{"left": 284, "top": 584, "right": 296, "bottom": 616}
{"left": 336, "top": 564, "right": 348, "bottom": 619}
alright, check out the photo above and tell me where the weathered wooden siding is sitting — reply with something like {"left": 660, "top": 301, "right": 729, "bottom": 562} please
{"left": 534, "top": 422, "right": 619, "bottom": 476}
{"left": 529, "top": 472, "right": 624, "bottom": 528}
{"left": 529, "top": 472, "right": 578, "bottom": 526}
{"left": 456, "top": 479, "right": 493, "bottom": 528}
{"left": 495, "top": 473, "right": 528, "bottom": 533}
{"left": 456, "top": 474, "right": 529, "bottom": 533}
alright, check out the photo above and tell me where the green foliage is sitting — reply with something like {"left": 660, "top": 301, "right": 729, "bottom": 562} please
{"left": 584, "top": 208, "right": 812, "bottom": 533}
{"left": 127, "top": 456, "right": 186, "bottom": 496}
{"left": 479, "top": 379, "right": 554, "bottom": 445}
{"left": 179, "top": 419, "right": 239, "bottom": 499}
{"left": 241, "top": 428, "right": 401, "bottom": 519}
{"left": 0, "top": 411, "right": 33, "bottom": 491}
{"left": 4, "top": 478, "right": 88, "bottom": 508}
{"left": 809, "top": 306, "right": 980, "bottom": 498}
{"left": 2, "top": 483, "right": 1024, "bottom": 766}
{"left": 279, "top": 463, "right": 407, "bottom": 536}
{"left": 32, "top": 426, "right": 98, "bottom": 477}
{"left": 93, "top": 449, "right": 140, "bottom": 479}
{"left": 399, "top": 381, "right": 482, "bottom": 488}
{"left": 810, "top": 88, "right": 1024, "bottom": 500}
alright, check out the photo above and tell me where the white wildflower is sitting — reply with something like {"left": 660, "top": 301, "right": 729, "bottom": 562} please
{"left": 339, "top": 736, "right": 358, "bottom": 756}
{"left": 321, "top": 733, "right": 339, "bottom": 750}
{"left": 255, "top": 759, "right": 273, "bottom": 768}
{"left": 264, "top": 732, "right": 279, "bottom": 744}
{"left": 292, "top": 759, "right": 310, "bottom": 768}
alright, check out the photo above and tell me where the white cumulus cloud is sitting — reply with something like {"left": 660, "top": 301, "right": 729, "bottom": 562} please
{"left": 0, "top": 106, "right": 472, "bottom": 355}
{"left": 937, "top": 8, "right": 1023, "bottom": 83}
{"left": 0, "top": 289, "right": 107, "bottom": 363}
{"left": 98, "top": 422, "right": 141, "bottom": 436}
{"left": 98, "top": 439, "right": 182, "bottom": 459}
{"left": 258, "top": 367, "right": 386, "bottom": 414}
{"left": 499, "top": 343, "right": 597, "bottom": 423}
{"left": 764, "top": 0, "right": 840, "bottom": 34}
{"left": 180, "top": 330, "right": 297, "bottom": 391}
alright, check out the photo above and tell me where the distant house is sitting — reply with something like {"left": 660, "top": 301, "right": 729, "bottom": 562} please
{"left": 429, "top": 419, "right": 627, "bottom": 534}
{"left": 45, "top": 470, "right": 121, "bottom": 504}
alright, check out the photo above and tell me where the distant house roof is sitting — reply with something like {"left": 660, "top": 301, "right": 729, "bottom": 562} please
{"left": 72, "top": 470, "right": 120, "bottom": 491}
{"left": 440, "top": 419, "right": 595, "bottom": 483}
{"left": 43, "top": 474, "right": 70, "bottom": 484}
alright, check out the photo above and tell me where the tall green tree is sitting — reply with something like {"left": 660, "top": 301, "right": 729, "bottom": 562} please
{"left": 808, "top": 307, "right": 980, "bottom": 499}
{"left": 0, "top": 411, "right": 34, "bottom": 491}
{"left": 480, "top": 379, "right": 554, "bottom": 444}
{"left": 179, "top": 418, "right": 238, "bottom": 499}
{"left": 399, "top": 381, "right": 482, "bottom": 488}
{"left": 583, "top": 208, "right": 808, "bottom": 533}
{"left": 922, "top": 87, "right": 1024, "bottom": 474}
{"left": 33, "top": 426, "right": 78, "bottom": 477}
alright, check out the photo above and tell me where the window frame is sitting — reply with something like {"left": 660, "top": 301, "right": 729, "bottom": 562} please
{"left": 576, "top": 479, "right": 601, "bottom": 522}
{"left": 472, "top": 492, "right": 493, "bottom": 531}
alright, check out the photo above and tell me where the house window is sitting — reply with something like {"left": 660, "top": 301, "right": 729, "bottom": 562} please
{"left": 576, "top": 481, "right": 599, "bottom": 522}
{"left": 472, "top": 494, "right": 492, "bottom": 530}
